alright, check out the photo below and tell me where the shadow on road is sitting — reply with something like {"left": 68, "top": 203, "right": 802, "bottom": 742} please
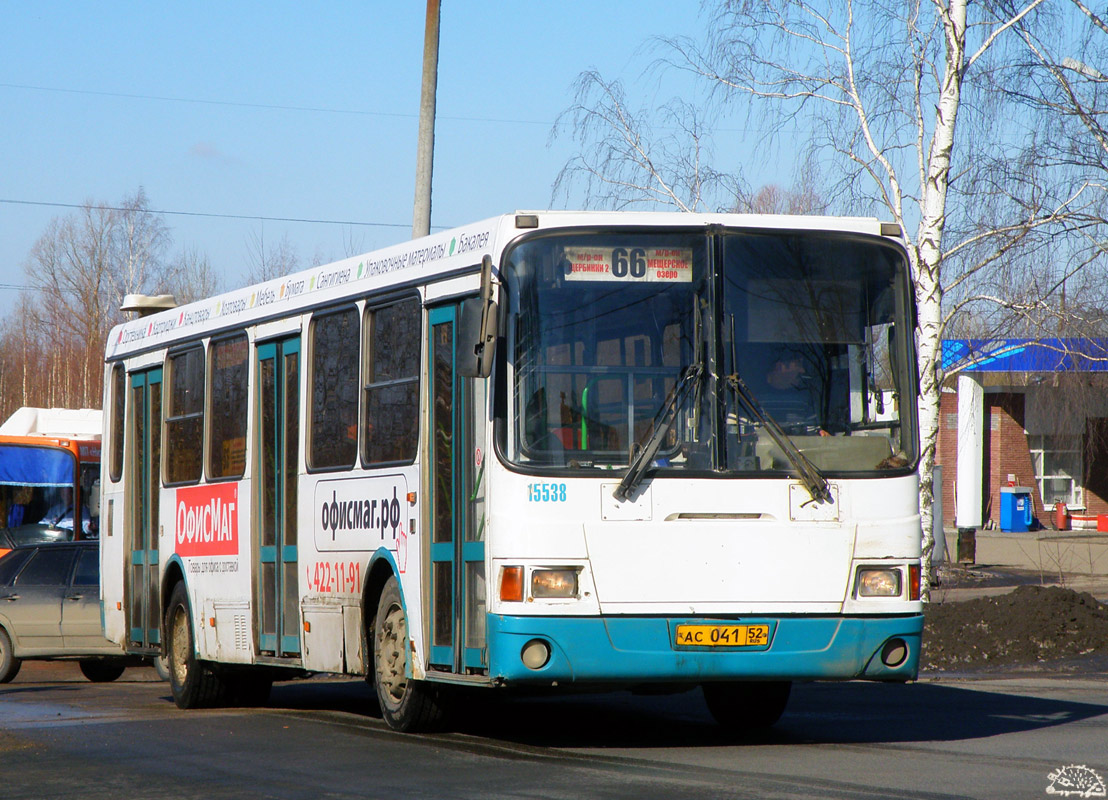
{"left": 269, "top": 677, "right": 383, "bottom": 719}
{"left": 266, "top": 676, "right": 1108, "bottom": 749}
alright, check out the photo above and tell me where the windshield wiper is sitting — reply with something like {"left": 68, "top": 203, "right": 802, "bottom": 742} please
{"left": 614, "top": 363, "right": 704, "bottom": 501}
{"left": 725, "top": 372, "right": 832, "bottom": 505}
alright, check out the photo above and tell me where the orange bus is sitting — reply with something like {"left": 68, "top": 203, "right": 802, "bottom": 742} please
{"left": 0, "top": 409, "right": 101, "bottom": 557}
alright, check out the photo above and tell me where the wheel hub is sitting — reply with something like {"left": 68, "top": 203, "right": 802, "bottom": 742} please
{"left": 377, "top": 604, "right": 408, "bottom": 704}
{"left": 170, "top": 606, "right": 190, "bottom": 685}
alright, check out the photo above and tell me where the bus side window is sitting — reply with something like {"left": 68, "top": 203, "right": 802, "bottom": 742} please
{"left": 165, "top": 347, "right": 205, "bottom": 484}
{"left": 310, "top": 306, "right": 360, "bottom": 470}
{"left": 109, "top": 364, "right": 125, "bottom": 483}
{"left": 208, "top": 334, "right": 249, "bottom": 479}
{"left": 363, "top": 297, "right": 421, "bottom": 466}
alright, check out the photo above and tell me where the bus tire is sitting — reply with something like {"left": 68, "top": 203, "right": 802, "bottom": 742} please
{"left": 79, "top": 658, "right": 126, "bottom": 683}
{"left": 0, "top": 628, "right": 21, "bottom": 684}
{"left": 373, "top": 576, "right": 443, "bottom": 732}
{"left": 166, "top": 582, "right": 228, "bottom": 709}
{"left": 702, "top": 680, "right": 791, "bottom": 732}
{"left": 362, "top": 612, "right": 377, "bottom": 694}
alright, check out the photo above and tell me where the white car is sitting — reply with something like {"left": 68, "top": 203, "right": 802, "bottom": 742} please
{"left": 0, "top": 541, "right": 138, "bottom": 682}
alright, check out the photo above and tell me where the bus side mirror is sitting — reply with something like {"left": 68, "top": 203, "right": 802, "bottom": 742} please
{"left": 458, "top": 254, "right": 498, "bottom": 379}
{"left": 458, "top": 297, "right": 497, "bottom": 378}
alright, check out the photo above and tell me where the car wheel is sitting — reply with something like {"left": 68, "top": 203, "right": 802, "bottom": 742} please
{"left": 702, "top": 680, "right": 791, "bottom": 732}
{"left": 373, "top": 576, "right": 443, "bottom": 732}
{"left": 165, "top": 582, "right": 229, "bottom": 708}
{"left": 0, "top": 628, "right": 22, "bottom": 684}
{"left": 79, "top": 658, "right": 126, "bottom": 683}
{"left": 152, "top": 656, "right": 170, "bottom": 682}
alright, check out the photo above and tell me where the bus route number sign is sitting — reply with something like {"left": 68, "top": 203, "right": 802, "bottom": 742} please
{"left": 674, "top": 623, "right": 770, "bottom": 648}
{"left": 564, "top": 246, "right": 693, "bottom": 283}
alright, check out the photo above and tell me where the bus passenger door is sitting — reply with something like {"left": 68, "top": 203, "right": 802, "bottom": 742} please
{"left": 256, "top": 337, "right": 300, "bottom": 658}
{"left": 128, "top": 368, "right": 162, "bottom": 651}
{"left": 428, "top": 305, "right": 487, "bottom": 675}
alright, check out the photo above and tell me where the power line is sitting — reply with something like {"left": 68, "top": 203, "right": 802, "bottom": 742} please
{"left": 0, "top": 81, "right": 777, "bottom": 134}
{"left": 0, "top": 81, "right": 554, "bottom": 128}
{"left": 0, "top": 198, "right": 431, "bottom": 229}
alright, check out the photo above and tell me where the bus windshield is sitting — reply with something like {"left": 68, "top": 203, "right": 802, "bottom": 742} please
{"left": 0, "top": 444, "right": 92, "bottom": 546}
{"left": 500, "top": 228, "right": 918, "bottom": 476}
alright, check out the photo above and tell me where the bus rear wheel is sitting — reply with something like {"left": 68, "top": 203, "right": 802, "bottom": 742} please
{"left": 373, "top": 576, "right": 442, "bottom": 732}
{"left": 166, "top": 582, "right": 229, "bottom": 709}
{"left": 702, "top": 680, "right": 792, "bottom": 732}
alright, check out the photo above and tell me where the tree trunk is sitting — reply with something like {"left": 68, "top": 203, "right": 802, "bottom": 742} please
{"left": 915, "top": 0, "right": 967, "bottom": 600}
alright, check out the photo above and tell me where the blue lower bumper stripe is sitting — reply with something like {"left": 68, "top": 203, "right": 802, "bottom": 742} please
{"left": 487, "top": 614, "right": 923, "bottom": 685}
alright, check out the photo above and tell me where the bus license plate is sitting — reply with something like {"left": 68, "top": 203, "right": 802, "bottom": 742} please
{"left": 674, "top": 623, "right": 770, "bottom": 648}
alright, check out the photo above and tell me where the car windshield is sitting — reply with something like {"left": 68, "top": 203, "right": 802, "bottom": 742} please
{"left": 0, "top": 444, "right": 85, "bottom": 545}
{"left": 499, "top": 227, "right": 917, "bottom": 477}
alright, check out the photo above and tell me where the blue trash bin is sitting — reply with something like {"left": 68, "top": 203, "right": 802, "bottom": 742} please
{"left": 999, "top": 486, "right": 1033, "bottom": 532}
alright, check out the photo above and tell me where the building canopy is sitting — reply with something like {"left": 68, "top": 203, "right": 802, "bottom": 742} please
{"left": 942, "top": 338, "right": 1108, "bottom": 374}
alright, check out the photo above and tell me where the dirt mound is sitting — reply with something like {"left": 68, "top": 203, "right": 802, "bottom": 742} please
{"left": 921, "top": 585, "right": 1108, "bottom": 672}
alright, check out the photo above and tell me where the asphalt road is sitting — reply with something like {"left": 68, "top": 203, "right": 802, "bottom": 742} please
{"left": 1, "top": 662, "right": 1106, "bottom": 800}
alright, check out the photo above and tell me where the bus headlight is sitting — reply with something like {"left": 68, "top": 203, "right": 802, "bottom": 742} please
{"left": 856, "top": 567, "right": 902, "bottom": 597}
{"left": 531, "top": 568, "right": 578, "bottom": 599}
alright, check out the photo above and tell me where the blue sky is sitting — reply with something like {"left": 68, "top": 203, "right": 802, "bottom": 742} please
{"left": 1, "top": 3, "right": 777, "bottom": 304}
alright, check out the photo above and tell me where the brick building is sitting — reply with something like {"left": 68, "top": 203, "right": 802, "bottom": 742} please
{"left": 938, "top": 338, "right": 1108, "bottom": 533}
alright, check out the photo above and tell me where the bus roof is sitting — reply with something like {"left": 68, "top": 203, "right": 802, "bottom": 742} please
{"left": 0, "top": 407, "right": 102, "bottom": 440}
{"left": 104, "top": 210, "right": 898, "bottom": 362}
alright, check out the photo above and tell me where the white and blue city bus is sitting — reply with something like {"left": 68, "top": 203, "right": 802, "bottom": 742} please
{"left": 100, "top": 211, "right": 922, "bottom": 731}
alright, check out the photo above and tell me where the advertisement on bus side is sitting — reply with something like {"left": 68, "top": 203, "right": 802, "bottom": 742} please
{"left": 175, "top": 483, "right": 239, "bottom": 557}
{"left": 313, "top": 475, "right": 410, "bottom": 570}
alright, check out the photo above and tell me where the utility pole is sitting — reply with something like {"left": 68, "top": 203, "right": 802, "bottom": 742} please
{"left": 412, "top": 0, "right": 440, "bottom": 239}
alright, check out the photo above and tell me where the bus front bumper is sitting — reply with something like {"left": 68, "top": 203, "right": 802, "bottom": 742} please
{"left": 487, "top": 613, "right": 924, "bottom": 685}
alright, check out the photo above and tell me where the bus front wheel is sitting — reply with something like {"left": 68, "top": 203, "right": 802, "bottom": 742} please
{"left": 702, "top": 680, "right": 792, "bottom": 732}
{"left": 166, "top": 582, "right": 228, "bottom": 709}
{"left": 373, "top": 576, "right": 442, "bottom": 732}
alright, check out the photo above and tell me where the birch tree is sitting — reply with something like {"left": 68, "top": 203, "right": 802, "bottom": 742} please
{"left": 558, "top": 0, "right": 1105, "bottom": 597}
{"left": 166, "top": 246, "right": 223, "bottom": 305}
{"left": 244, "top": 227, "right": 300, "bottom": 285}
{"left": 6, "top": 190, "right": 172, "bottom": 415}
{"left": 111, "top": 187, "right": 171, "bottom": 303}
{"left": 553, "top": 70, "right": 748, "bottom": 212}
